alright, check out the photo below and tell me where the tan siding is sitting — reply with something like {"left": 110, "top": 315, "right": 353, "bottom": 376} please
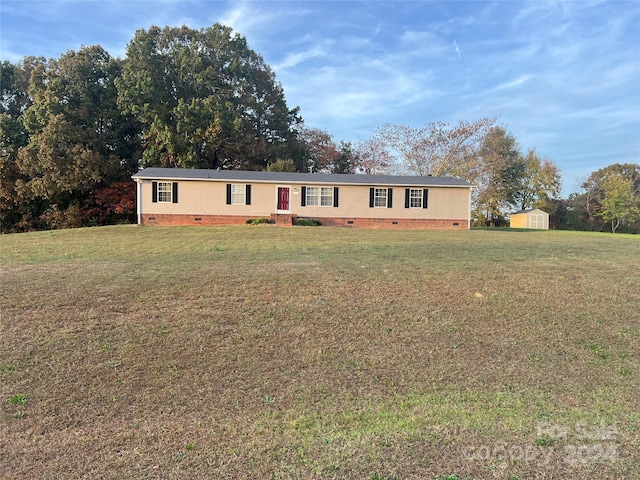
{"left": 295, "top": 185, "right": 469, "bottom": 219}
{"left": 140, "top": 181, "right": 275, "bottom": 216}
{"left": 139, "top": 180, "right": 471, "bottom": 221}
{"left": 510, "top": 213, "right": 526, "bottom": 228}
{"left": 510, "top": 210, "right": 549, "bottom": 229}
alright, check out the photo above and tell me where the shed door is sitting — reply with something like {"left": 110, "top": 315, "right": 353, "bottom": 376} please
{"left": 529, "top": 214, "right": 545, "bottom": 229}
{"left": 277, "top": 187, "right": 290, "bottom": 212}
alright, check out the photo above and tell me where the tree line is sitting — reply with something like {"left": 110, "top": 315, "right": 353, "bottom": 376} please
{"left": 1, "top": 23, "right": 638, "bottom": 232}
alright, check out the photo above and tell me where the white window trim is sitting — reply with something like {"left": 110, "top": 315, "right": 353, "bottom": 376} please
{"left": 374, "top": 188, "right": 388, "bottom": 208}
{"left": 157, "top": 182, "right": 173, "bottom": 203}
{"left": 409, "top": 188, "right": 423, "bottom": 208}
{"left": 231, "top": 184, "right": 246, "bottom": 205}
{"left": 306, "top": 186, "right": 334, "bottom": 207}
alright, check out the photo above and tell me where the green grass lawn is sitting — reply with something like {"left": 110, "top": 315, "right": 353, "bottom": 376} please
{"left": 1, "top": 225, "right": 638, "bottom": 479}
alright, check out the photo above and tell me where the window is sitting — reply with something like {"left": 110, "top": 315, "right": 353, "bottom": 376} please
{"left": 320, "top": 187, "right": 333, "bottom": 206}
{"left": 152, "top": 181, "right": 177, "bottom": 203}
{"left": 405, "top": 188, "right": 428, "bottom": 209}
{"left": 410, "top": 189, "right": 422, "bottom": 208}
{"left": 374, "top": 188, "right": 387, "bottom": 207}
{"left": 303, "top": 186, "right": 338, "bottom": 207}
{"left": 226, "top": 184, "right": 251, "bottom": 205}
{"left": 369, "top": 187, "right": 393, "bottom": 208}
{"left": 309, "top": 187, "right": 332, "bottom": 206}
{"left": 231, "top": 184, "right": 245, "bottom": 205}
{"left": 157, "top": 182, "right": 172, "bottom": 202}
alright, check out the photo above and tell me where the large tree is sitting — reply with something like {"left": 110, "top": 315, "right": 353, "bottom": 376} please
{"left": 14, "top": 46, "right": 140, "bottom": 229}
{"left": 576, "top": 163, "right": 640, "bottom": 233}
{"left": 116, "top": 24, "right": 301, "bottom": 170}
{"left": 472, "top": 127, "right": 561, "bottom": 226}
{"left": 1, "top": 58, "right": 41, "bottom": 117}
{"left": 297, "top": 126, "right": 337, "bottom": 172}
{"left": 582, "top": 163, "right": 640, "bottom": 199}
{"left": 474, "top": 126, "right": 521, "bottom": 226}
{"left": 596, "top": 174, "right": 640, "bottom": 233}
{"left": 295, "top": 126, "right": 358, "bottom": 173}
{"left": 0, "top": 58, "right": 45, "bottom": 231}
{"left": 332, "top": 141, "right": 356, "bottom": 174}
{"left": 507, "top": 149, "right": 561, "bottom": 212}
{"left": 373, "top": 117, "right": 496, "bottom": 177}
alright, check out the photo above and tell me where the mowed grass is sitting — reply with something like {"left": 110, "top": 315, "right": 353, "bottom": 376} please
{"left": 1, "top": 225, "right": 638, "bottom": 479}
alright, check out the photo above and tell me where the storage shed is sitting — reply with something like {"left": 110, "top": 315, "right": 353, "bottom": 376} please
{"left": 510, "top": 208, "right": 549, "bottom": 230}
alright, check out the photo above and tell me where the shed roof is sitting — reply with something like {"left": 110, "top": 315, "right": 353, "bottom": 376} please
{"left": 511, "top": 208, "right": 549, "bottom": 215}
{"left": 132, "top": 167, "right": 474, "bottom": 188}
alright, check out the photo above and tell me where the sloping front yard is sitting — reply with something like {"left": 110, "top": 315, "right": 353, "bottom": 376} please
{"left": 1, "top": 226, "right": 638, "bottom": 478}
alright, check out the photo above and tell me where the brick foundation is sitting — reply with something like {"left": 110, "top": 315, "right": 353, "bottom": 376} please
{"left": 309, "top": 217, "right": 468, "bottom": 229}
{"left": 141, "top": 214, "right": 253, "bottom": 226}
{"left": 270, "top": 213, "right": 297, "bottom": 226}
{"left": 140, "top": 213, "right": 468, "bottom": 229}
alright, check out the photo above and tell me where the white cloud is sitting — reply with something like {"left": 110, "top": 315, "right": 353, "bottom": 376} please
{"left": 272, "top": 45, "right": 326, "bottom": 71}
{"left": 453, "top": 40, "right": 462, "bottom": 61}
{"left": 491, "top": 74, "right": 533, "bottom": 92}
{"left": 219, "top": 0, "right": 261, "bottom": 33}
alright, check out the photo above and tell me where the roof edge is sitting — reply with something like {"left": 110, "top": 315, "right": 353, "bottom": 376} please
{"left": 131, "top": 167, "right": 474, "bottom": 188}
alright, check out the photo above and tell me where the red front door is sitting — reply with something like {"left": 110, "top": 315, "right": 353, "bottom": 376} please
{"left": 277, "top": 187, "right": 290, "bottom": 211}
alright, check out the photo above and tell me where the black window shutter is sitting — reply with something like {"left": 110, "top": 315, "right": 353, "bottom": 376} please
{"left": 405, "top": 188, "right": 410, "bottom": 208}
{"left": 152, "top": 181, "right": 158, "bottom": 203}
{"left": 369, "top": 188, "right": 374, "bottom": 208}
{"left": 226, "top": 184, "right": 232, "bottom": 205}
{"left": 246, "top": 185, "right": 251, "bottom": 205}
{"left": 172, "top": 182, "right": 178, "bottom": 203}
{"left": 301, "top": 186, "right": 306, "bottom": 206}
{"left": 387, "top": 188, "right": 393, "bottom": 208}
{"left": 423, "top": 189, "right": 429, "bottom": 208}
{"left": 333, "top": 187, "right": 339, "bottom": 207}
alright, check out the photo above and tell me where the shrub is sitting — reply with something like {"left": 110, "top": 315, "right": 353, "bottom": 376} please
{"left": 245, "top": 217, "right": 273, "bottom": 225}
{"left": 294, "top": 218, "right": 321, "bottom": 226}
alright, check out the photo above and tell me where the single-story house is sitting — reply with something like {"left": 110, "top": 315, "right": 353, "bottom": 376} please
{"left": 510, "top": 208, "right": 549, "bottom": 230}
{"left": 131, "top": 168, "right": 474, "bottom": 229}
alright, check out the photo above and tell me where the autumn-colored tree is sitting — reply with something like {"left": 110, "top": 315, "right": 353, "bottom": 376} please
{"left": 374, "top": 117, "right": 496, "bottom": 177}
{"left": 82, "top": 181, "right": 137, "bottom": 225}
{"left": 354, "top": 137, "right": 392, "bottom": 174}
{"left": 294, "top": 127, "right": 357, "bottom": 173}
{"left": 297, "top": 126, "right": 338, "bottom": 172}
{"left": 12, "top": 46, "right": 140, "bottom": 230}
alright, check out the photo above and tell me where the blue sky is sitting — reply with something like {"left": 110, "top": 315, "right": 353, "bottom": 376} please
{"left": 1, "top": 0, "right": 639, "bottom": 194}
